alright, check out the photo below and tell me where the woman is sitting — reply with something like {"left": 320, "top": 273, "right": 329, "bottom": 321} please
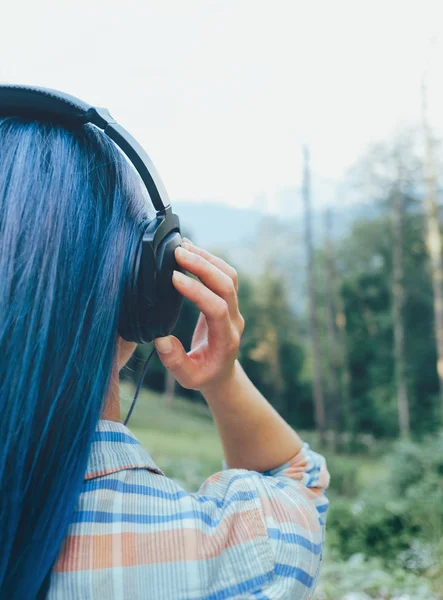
{"left": 0, "top": 115, "right": 329, "bottom": 599}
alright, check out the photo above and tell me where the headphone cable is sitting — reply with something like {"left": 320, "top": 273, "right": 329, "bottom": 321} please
{"left": 124, "top": 347, "right": 157, "bottom": 426}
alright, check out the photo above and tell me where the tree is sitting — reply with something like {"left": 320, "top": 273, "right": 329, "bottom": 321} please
{"left": 324, "top": 209, "right": 343, "bottom": 448}
{"left": 338, "top": 211, "right": 439, "bottom": 437}
{"left": 421, "top": 75, "right": 443, "bottom": 424}
{"left": 346, "top": 133, "right": 425, "bottom": 436}
{"left": 303, "top": 146, "right": 326, "bottom": 444}
{"left": 391, "top": 184, "right": 410, "bottom": 436}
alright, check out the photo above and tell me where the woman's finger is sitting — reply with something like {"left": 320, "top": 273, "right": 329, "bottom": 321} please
{"left": 171, "top": 270, "right": 236, "bottom": 345}
{"left": 154, "top": 335, "right": 198, "bottom": 389}
{"left": 181, "top": 241, "right": 239, "bottom": 292}
{"left": 175, "top": 247, "right": 239, "bottom": 316}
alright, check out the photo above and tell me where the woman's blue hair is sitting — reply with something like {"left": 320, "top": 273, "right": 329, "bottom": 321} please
{"left": 0, "top": 117, "right": 149, "bottom": 598}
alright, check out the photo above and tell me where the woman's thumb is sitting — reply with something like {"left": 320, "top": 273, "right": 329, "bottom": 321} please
{"left": 154, "top": 336, "right": 193, "bottom": 386}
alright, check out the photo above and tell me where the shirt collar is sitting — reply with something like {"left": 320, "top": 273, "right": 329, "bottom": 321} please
{"left": 85, "top": 419, "right": 164, "bottom": 480}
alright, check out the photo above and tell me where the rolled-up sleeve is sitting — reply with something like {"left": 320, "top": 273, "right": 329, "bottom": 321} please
{"left": 194, "top": 443, "right": 330, "bottom": 599}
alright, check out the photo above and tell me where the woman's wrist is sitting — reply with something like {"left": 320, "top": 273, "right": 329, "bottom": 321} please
{"left": 200, "top": 359, "right": 241, "bottom": 404}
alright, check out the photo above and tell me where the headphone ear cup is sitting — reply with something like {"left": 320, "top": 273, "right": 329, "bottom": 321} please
{"left": 118, "top": 234, "right": 155, "bottom": 343}
{"left": 119, "top": 228, "right": 184, "bottom": 344}
{"left": 152, "top": 231, "right": 185, "bottom": 339}
{"left": 119, "top": 207, "right": 184, "bottom": 344}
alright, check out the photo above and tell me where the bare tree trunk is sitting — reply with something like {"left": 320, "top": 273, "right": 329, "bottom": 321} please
{"left": 421, "top": 76, "right": 443, "bottom": 423}
{"left": 391, "top": 186, "right": 410, "bottom": 436}
{"left": 335, "top": 292, "right": 352, "bottom": 432}
{"left": 324, "top": 210, "right": 342, "bottom": 450}
{"left": 302, "top": 146, "right": 326, "bottom": 445}
{"left": 164, "top": 369, "right": 176, "bottom": 407}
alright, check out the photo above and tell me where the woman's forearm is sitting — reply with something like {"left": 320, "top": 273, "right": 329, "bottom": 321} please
{"left": 201, "top": 360, "right": 303, "bottom": 472}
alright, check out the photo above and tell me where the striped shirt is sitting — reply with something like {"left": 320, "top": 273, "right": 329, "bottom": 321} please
{"left": 49, "top": 420, "right": 330, "bottom": 599}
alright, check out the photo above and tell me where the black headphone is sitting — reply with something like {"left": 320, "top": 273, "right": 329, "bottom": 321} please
{"left": 0, "top": 84, "right": 184, "bottom": 344}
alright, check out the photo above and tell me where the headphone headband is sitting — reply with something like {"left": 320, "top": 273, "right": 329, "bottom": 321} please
{"left": 0, "top": 83, "right": 184, "bottom": 344}
{"left": 0, "top": 84, "right": 169, "bottom": 212}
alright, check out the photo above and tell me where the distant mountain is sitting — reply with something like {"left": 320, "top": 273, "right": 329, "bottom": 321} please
{"left": 175, "top": 200, "right": 378, "bottom": 251}
{"left": 175, "top": 202, "right": 264, "bottom": 249}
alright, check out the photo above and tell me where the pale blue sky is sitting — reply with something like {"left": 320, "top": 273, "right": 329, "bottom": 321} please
{"left": 2, "top": 0, "right": 443, "bottom": 212}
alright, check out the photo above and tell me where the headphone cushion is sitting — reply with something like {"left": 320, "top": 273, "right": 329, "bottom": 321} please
{"left": 119, "top": 230, "right": 184, "bottom": 344}
{"left": 151, "top": 231, "right": 185, "bottom": 339}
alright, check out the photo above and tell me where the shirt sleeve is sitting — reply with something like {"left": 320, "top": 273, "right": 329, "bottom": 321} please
{"left": 192, "top": 443, "right": 330, "bottom": 599}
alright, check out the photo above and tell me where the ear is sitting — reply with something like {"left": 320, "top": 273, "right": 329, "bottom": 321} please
{"left": 117, "top": 337, "right": 137, "bottom": 371}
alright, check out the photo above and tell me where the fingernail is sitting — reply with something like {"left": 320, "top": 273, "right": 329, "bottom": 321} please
{"left": 182, "top": 237, "right": 192, "bottom": 245}
{"left": 177, "top": 245, "right": 194, "bottom": 260}
{"left": 181, "top": 241, "right": 192, "bottom": 251}
{"left": 155, "top": 336, "right": 174, "bottom": 354}
{"left": 173, "top": 270, "right": 189, "bottom": 284}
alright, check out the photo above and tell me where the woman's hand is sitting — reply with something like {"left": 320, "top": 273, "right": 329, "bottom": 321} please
{"left": 154, "top": 240, "right": 245, "bottom": 394}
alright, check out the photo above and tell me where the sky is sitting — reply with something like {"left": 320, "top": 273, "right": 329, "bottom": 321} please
{"left": 2, "top": 0, "right": 443, "bottom": 213}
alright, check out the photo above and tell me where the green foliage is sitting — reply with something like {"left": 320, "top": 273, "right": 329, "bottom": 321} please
{"left": 325, "top": 456, "right": 359, "bottom": 497}
{"left": 326, "top": 437, "right": 443, "bottom": 562}
{"left": 338, "top": 211, "right": 440, "bottom": 437}
{"left": 388, "top": 439, "right": 432, "bottom": 494}
{"left": 327, "top": 493, "right": 414, "bottom": 561}
{"left": 388, "top": 436, "right": 443, "bottom": 544}
{"left": 316, "top": 552, "right": 438, "bottom": 600}
{"left": 324, "top": 435, "right": 443, "bottom": 597}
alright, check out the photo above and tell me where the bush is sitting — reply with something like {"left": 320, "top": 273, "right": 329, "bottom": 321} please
{"left": 403, "top": 474, "right": 443, "bottom": 545}
{"left": 389, "top": 439, "right": 430, "bottom": 494}
{"left": 315, "top": 552, "right": 439, "bottom": 600}
{"left": 387, "top": 436, "right": 443, "bottom": 545}
{"left": 326, "top": 456, "right": 360, "bottom": 497}
{"left": 325, "top": 433, "right": 443, "bottom": 594}
{"left": 389, "top": 435, "right": 443, "bottom": 495}
{"left": 326, "top": 494, "right": 414, "bottom": 562}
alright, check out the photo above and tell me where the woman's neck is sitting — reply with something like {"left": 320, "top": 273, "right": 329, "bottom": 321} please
{"left": 101, "top": 365, "right": 121, "bottom": 422}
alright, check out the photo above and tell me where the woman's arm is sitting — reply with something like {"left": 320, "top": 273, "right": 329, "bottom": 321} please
{"left": 201, "top": 359, "right": 302, "bottom": 471}
{"left": 154, "top": 240, "right": 302, "bottom": 472}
